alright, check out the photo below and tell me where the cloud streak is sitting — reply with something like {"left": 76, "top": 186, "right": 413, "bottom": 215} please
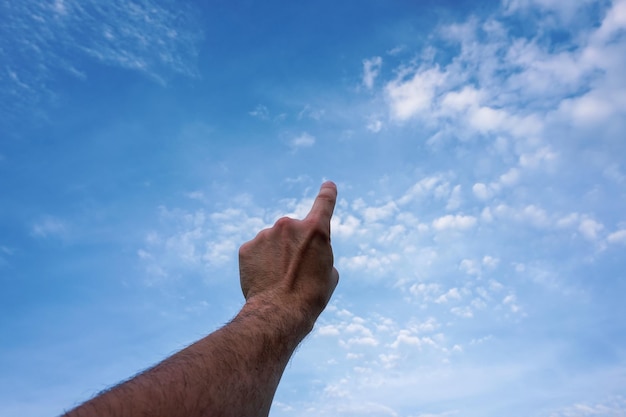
{"left": 0, "top": 0, "right": 202, "bottom": 123}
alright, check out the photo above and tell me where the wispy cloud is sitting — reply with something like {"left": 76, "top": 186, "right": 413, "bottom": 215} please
{"left": 31, "top": 216, "right": 67, "bottom": 239}
{"left": 290, "top": 132, "right": 316, "bottom": 149}
{"left": 362, "top": 56, "right": 382, "bottom": 89}
{"left": 1, "top": 0, "right": 202, "bottom": 123}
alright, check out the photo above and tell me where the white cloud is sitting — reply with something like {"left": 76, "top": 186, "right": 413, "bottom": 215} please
{"left": 435, "top": 288, "right": 462, "bottom": 304}
{"left": 503, "top": 0, "right": 588, "bottom": 12}
{"left": 445, "top": 185, "right": 462, "bottom": 211}
{"left": 548, "top": 396, "right": 626, "bottom": 417}
{"left": 579, "top": 218, "right": 604, "bottom": 241}
{"left": 399, "top": 175, "right": 447, "bottom": 205}
{"left": 203, "top": 239, "right": 237, "bottom": 266}
{"left": 185, "top": 191, "right": 205, "bottom": 201}
{"left": 346, "top": 322, "right": 374, "bottom": 337}
{"left": 481, "top": 207, "right": 494, "bottom": 222}
{"left": 317, "top": 325, "right": 341, "bottom": 337}
{"left": 332, "top": 214, "right": 362, "bottom": 238}
{"left": 290, "top": 132, "right": 316, "bottom": 149}
{"left": 468, "top": 106, "right": 509, "bottom": 133}
{"left": 409, "top": 283, "right": 441, "bottom": 302}
{"left": 249, "top": 104, "right": 270, "bottom": 120}
{"left": 390, "top": 330, "right": 423, "bottom": 348}
{"left": 519, "top": 147, "right": 557, "bottom": 169}
{"left": 440, "top": 86, "right": 483, "bottom": 113}
{"left": 298, "top": 105, "right": 326, "bottom": 121}
{"left": 339, "top": 251, "right": 401, "bottom": 274}
{"left": 450, "top": 306, "right": 473, "bottom": 318}
{"left": 460, "top": 259, "right": 481, "bottom": 276}
{"left": 31, "top": 217, "right": 67, "bottom": 238}
{"left": 367, "top": 119, "right": 383, "bottom": 133}
{"left": 379, "top": 353, "right": 400, "bottom": 369}
{"left": 499, "top": 168, "right": 520, "bottom": 186}
{"left": 491, "top": 204, "right": 549, "bottom": 228}
{"left": 432, "top": 214, "right": 477, "bottom": 231}
{"left": 363, "top": 56, "right": 383, "bottom": 89}
{"left": 482, "top": 256, "right": 500, "bottom": 269}
{"left": 472, "top": 183, "right": 493, "bottom": 201}
{"left": 603, "top": 164, "right": 626, "bottom": 184}
{"left": 361, "top": 201, "right": 398, "bottom": 223}
{"left": 2, "top": 0, "right": 202, "bottom": 115}
{"left": 0, "top": 246, "right": 14, "bottom": 267}
{"left": 137, "top": 249, "right": 152, "bottom": 260}
{"left": 386, "top": 67, "right": 446, "bottom": 120}
{"left": 140, "top": 204, "right": 270, "bottom": 279}
{"left": 557, "top": 213, "right": 580, "bottom": 229}
{"left": 345, "top": 336, "right": 379, "bottom": 347}
{"left": 502, "top": 294, "right": 522, "bottom": 313}
{"left": 607, "top": 229, "right": 626, "bottom": 245}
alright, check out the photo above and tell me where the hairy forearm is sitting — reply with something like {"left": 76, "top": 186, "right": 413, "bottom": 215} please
{"left": 63, "top": 298, "right": 311, "bottom": 417}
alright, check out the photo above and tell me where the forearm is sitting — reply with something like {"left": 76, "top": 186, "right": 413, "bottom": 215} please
{"left": 63, "top": 298, "right": 312, "bottom": 417}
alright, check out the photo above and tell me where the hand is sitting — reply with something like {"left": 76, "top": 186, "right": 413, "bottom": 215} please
{"left": 238, "top": 181, "right": 339, "bottom": 325}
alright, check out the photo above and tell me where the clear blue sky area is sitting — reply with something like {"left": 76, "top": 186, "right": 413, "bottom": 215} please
{"left": 1, "top": 1, "right": 626, "bottom": 416}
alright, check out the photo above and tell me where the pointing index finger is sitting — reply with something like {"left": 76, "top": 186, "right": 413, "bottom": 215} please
{"left": 306, "top": 181, "right": 337, "bottom": 231}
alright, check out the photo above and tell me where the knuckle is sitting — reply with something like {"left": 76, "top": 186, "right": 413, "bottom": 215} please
{"left": 238, "top": 241, "right": 251, "bottom": 257}
{"left": 274, "top": 216, "right": 294, "bottom": 229}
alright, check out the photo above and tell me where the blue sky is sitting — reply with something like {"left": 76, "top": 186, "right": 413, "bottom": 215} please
{"left": 2, "top": 0, "right": 626, "bottom": 416}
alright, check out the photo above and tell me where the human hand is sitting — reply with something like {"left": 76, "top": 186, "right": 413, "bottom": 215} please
{"left": 238, "top": 181, "right": 339, "bottom": 327}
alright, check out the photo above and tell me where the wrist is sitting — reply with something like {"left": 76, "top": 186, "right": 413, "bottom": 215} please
{"left": 239, "top": 293, "right": 315, "bottom": 343}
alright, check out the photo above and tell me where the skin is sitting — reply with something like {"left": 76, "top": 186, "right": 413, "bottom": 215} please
{"left": 62, "top": 181, "right": 339, "bottom": 417}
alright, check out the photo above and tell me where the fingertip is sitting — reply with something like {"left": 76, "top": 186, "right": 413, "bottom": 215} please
{"left": 321, "top": 180, "right": 337, "bottom": 189}
{"left": 320, "top": 180, "right": 337, "bottom": 196}
{"left": 305, "top": 180, "right": 338, "bottom": 226}
{"left": 319, "top": 180, "right": 338, "bottom": 202}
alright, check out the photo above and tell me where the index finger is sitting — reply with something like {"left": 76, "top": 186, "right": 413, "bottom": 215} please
{"left": 305, "top": 181, "right": 338, "bottom": 231}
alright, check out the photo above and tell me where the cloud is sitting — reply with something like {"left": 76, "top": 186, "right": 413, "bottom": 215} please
{"left": 499, "top": 168, "right": 520, "bottom": 186}
{"left": 385, "top": 67, "right": 446, "bottom": 120}
{"left": 409, "top": 283, "right": 442, "bottom": 302}
{"left": 482, "top": 256, "right": 499, "bottom": 269}
{"left": 31, "top": 217, "right": 67, "bottom": 238}
{"left": 435, "top": 288, "right": 462, "bottom": 304}
{"left": 290, "top": 132, "right": 316, "bottom": 149}
{"left": 362, "top": 56, "right": 382, "bottom": 89}
{"left": 139, "top": 204, "right": 270, "bottom": 281}
{"left": 249, "top": 105, "right": 270, "bottom": 120}
{"left": 338, "top": 251, "right": 401, "bottom": 275}
{"left": 472, "top": 183, "right": 493, "bottom": 201}
{"left": 298, "top": 105, "right": 326, "bottom": 121}
{"left": 366, "top": 119, "right": 383, "bottom": 133}
{"left": 548, "top": 396, "right": 626, "bottom": 417}
{"left": 0, "top": 246, "right": 15, "bottom": 268}
{"left": 490, "top": 204, "right": 550, "bottom": 228}
{"left": 503, "top": 0, "right": 605, "bottom": 23}
{"left": 360, "top": 201, "right": 398, "bottom": 223}
{"left": 317, "top": 325, "right": 341, "bottom": 337}
{"left": 332, "top": 214, "right": 362, "bottom": 238}
{"left": 390, "top": 330, "right": 423, "bottom": 348}
{"left": 578, "top": 218, "right": 604, "bottom": 241}
{"left": 1, "top": 0, "right": 202, "bottom": 120}
{"left": 450, "top": 306, "right": 473, "bottom": 318}
{"left": 460, "top": 259, "right": 481, "bottom": 276}
{"left": 374, "top": 0, "right": 625, "bottom": 202}
{"left": 445, "top": 185, "right": 463, "bottom": 211}
{"left": 432, "top": 214, "right": 477, "bottom": 231}
{"left": 607, "top": 229, "right": 626, "bottom": 244}
{"left": 398, "top": 175, "right": 450, "bottom": 205}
